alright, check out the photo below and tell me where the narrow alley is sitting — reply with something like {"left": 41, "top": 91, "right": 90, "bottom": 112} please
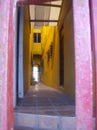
{"left": 13, "top": 0, "right": 96, "bottom": 129}
{"left": 15, "top": 83, "right": 75, "bottom": 116}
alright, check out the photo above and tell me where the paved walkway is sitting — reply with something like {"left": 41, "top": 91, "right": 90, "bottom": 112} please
{"left": 15, "top": 83, "right": 75, "bottom": 116}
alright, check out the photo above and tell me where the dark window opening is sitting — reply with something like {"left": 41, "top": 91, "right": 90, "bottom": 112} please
{"left": 60, "top": 36, "right": 64, "bottom": 87}
{"left": 33, "top": 33, "right": 41, "bottom": 43}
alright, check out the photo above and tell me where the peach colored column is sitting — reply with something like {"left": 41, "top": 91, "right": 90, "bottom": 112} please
{"left": 0, "top": 0, "right": 14, "bottom": 130}
{"left": 73, "top": 0, "right": 93, "bottom": 130}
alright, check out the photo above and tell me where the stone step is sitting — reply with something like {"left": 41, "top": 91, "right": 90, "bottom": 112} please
{"left": 14, "top": 112, "right": 76, "bottom": 130}
{"left": 14, "top": 126, "right": 34, "bottom": 130}
{"left": 15, "top": 112, "right": 96, "bottom": 130}
{"left": 14, "top": 126, "right": 54, "bottom": 130}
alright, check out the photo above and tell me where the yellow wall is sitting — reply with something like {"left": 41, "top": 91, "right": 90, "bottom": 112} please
{"left": 23, "top": 6, "right": 32, "bottom": 94}
{"left": 30, "top": 25, "right": 59, "bottom": 89}
{"left": 41, "top": 26, "right": 59, "bottom": 89}
{"left": 40, "top": 0, "right": 75, "bottom": 97}
{"left": 30, "top": 25, "right": 34, "bottom": 58}
{"left": 33, "top": 29, "right": 42, "bottom": 55}
{"left": 30, "top": 4, "right": 75, "bottom": 98}
{"left": 52, "top": 27, "right": 60, "bottom": 89}
{"left": 58, "top": 0, "right": 75, "bottom": 97}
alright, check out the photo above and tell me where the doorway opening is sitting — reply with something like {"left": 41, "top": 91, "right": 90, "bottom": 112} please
{"left": 59, "top": 36, "right": 64, "bottom": 87}
{"left": 14, "top": 0, "right": 75, "bottom": 120}
{"left": 32, "top": 65, "right": 39, "bottom": 82}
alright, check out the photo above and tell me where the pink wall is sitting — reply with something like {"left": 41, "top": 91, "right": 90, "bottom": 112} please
{"left": 73, "top": 0, "right": 93, "bottom": 129}
{"left": 7, "top": 1, "right": 14, "bottom": 130}
{"left": 91, "top": 0, "right": 97, "bottom": 129}
{"left": 0, "top": 1, "right": 14, "bottom": 130}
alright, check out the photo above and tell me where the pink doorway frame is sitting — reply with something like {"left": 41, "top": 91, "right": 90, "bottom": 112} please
{"left": 90, "top": 0, "right": 97, "bottom": 130}
{"left": 0, "top": 0, "right": 93, "bottom": 130}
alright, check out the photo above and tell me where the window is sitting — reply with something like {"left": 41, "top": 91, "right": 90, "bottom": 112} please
{"left": 33, "top": 33, "right": 41, "bottom": 43}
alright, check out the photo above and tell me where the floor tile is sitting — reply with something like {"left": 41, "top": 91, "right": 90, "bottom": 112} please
{"left": 15, "top": 83, "right": 75, "bottom": 116}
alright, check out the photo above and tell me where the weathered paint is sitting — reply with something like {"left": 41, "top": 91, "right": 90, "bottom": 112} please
{"left": 7, "top": 0, "right": 14, "bottom": 129}
{"left": 0, "top": 0, "right": 14, "bottom": 130}
{"left": 73, "top": 0, "right": 93, "bottom": 130}
{"left": 91, "top": 0, "right": 97, "bottom": 129}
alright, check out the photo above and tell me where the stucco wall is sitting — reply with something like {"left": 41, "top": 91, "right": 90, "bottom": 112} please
{"left": 0, "top": 1, "right": 14, "bottom": 130}
{"left": 52, "top": 27, "right": 60, "bottom": 89}
{"left": 33, "top": 29, "right": 42, "bottom": 55}
{"left": 64, "top": 8, "right": 75, "bottom": 97}
{"left": 58, "top": 0, "right": 75, "bottom": 97}
{"left": 23, "top": 6, "right": 32, "bottom": 94}
{"left": 41, "top": 26, "right": 59, "bottom": 89}
{"left": 41, "top": 26, "right": 54, "bottom": 86}
{"left": 30, "top": 26, "right": 59, "bottom": 88}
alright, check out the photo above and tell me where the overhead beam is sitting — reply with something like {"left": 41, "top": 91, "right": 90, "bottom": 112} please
{"left": 30, "top": 19, "right": 58, "bottom": 22}
{"left": 33, "top": 4, "right": 61, "bottom": 8}
{"left": 17, "top": 0, "right": 60, "bottom": 5}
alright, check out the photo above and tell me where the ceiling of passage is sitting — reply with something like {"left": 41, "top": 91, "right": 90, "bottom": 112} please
{"left": 29, "top": 0, "right": 62, "bottom": 28}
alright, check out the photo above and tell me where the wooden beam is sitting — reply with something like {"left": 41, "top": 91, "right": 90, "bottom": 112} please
{"left": 17, "top": 0, "right": 60, "bottom": 5}
{"left": 34, "top": 4, "right": 61, "bottom": 8}
{"left": 30, "top": 19, "right": 58, "bottom": 22}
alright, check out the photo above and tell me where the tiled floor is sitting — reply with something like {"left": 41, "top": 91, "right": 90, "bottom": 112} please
{"left": 15, "top": 83, "right": 75, "bottom": 116}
